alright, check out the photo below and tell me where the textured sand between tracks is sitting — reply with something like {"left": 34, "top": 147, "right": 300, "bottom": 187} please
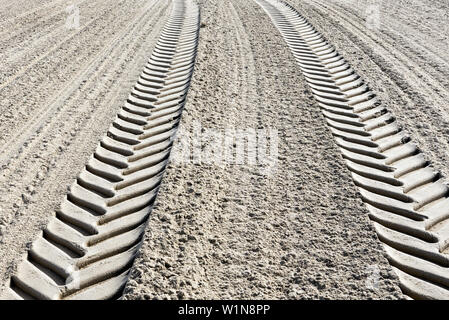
{"left": 123, "top": 0, "right": 403, "bottom": 300}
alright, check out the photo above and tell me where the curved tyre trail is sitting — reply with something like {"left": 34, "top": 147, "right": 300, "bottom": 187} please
{"left": 0, "top": 0, "right": 200, "bottom": 300}
{"left": 256, "top": 0, "right": 449, "bottom": 299}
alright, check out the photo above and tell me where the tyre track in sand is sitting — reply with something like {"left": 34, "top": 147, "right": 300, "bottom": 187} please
{"left": 256, "top": 0, "right": 449, "bottom": 299}
{"left": 0, "top": 0, "right": 200, "bottom": 300}
{"left": 0, "top": 0, "right": 171, "bottom": 296}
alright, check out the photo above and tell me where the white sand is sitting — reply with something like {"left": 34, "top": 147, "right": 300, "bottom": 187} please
{"left": 2, "top": 0, "right": 448, "bottom": 299}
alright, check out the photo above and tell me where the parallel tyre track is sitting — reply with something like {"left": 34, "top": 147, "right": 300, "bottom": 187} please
{"left": 255, "top": 0, "right": 449, "bottom": 299}
{"left": 0, "top": 0, "right": 200, "bottom": 300}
